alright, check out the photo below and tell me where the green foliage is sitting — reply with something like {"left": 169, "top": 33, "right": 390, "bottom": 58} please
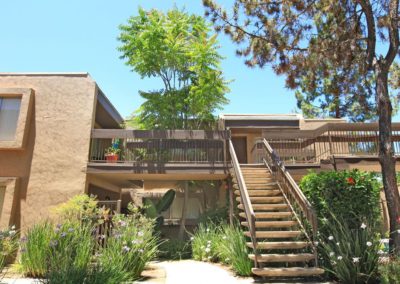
{"left": 198, "top": 206, "right": 228, "bottom": 225}
{"left": 300, "top": 170, "right": 381, "bottom": 233}
{"left": 217, "top": 224, "right": 252, "bottom": 276}
{"left": 379, "top": 258, "right": 400, "bottom": 284}
{"left": 0, "top": 225, "right": 18, "bottom": 278}
{"left": 317, "top": 213, "right": 381, "bottom": 283}
{"left": 20, "top": 196, "right": 159, "bottom": 283}
{"left": 19, "top": 221, "right": 53, "bottom": 277}
{"left": 191, "top": 222, "right": 252, "bottom": 276}
{"left": 97, "top": 214, "right": 158, "bottom": 281}
{"left": 143, "top": 189, "right": 176, "bottom": 229}
{"left": 43, "top": 221, "right": 94, "bottom": 284}
{"left": 118, "top": 7, "right": 229, "bottom": 130}
{"left": 52, "top": 194, "right": 100, "bottom": 224}
{"left": 158, "top": 239, "right": 191, "bottom": 260}
{"left": 191, "top": 223, "right": 220, "bottom": 262}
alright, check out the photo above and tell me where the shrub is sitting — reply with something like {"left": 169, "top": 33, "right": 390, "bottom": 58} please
{"left": 217, "top": 224, "right": 252, "bottom": 276}
{"left": 191, "top": 222, "right": 220, "bottom": 262}
{"left": 191, "top": 222, "right": 252, "bottom": 276}
{"left": 96, "top": 213, "right": 159, "bottom": 281}
{"left": 43, "top": 221, "right": 94, "bottom": 284}
{"left": 379, "top": 258, "right": 400, "bottom": 284}
{"left": 318, "top": 213, "right": 381, "bottom": 283}
{"left": 0, "top": 225, "right": 18, "bottom": 279}
{"left": 159, "top": 239, "right": 191, "bottom": 260}
{"left": 198, "top": 206, "right": 228, "bottom": 225}
{"left": 52, "top": 194, "right": 99, "bottom": 224}
{"left": 20, "top": 221, "right": 53, "bottom": 277}
{"left": 300, "top": 170, "right": 381, "bottom": 233}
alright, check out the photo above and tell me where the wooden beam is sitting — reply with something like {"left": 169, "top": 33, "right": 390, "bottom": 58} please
{"left": 91, "top": 129, "right": 231, "bottom": 140}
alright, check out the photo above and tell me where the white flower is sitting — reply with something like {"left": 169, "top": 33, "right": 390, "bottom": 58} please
{"left": 9, "top": 230, "right": 16, "bottom": 236}
{"left": 378, "top": 250, "right": 384, "bottom": 255}
{"left": 328, "top": 236, "right": 334, "bottom": 241}
{"left": 360, "top": 223, "right": 367, "bottom": 229}
{"left": 397, "top": 229, "right": 400, "bottom": 234}
{"left": 190, "top": 237, "right": 194, "bottom": 241}
{"left": 336, "top": 242, "right": 340, "bottom": 246}
{"left": 137, "top": 231, "right": 144, "bottom": 237}
{"left": 353, "top": 257, "right": 360, "bottom": 263}
{"left": 329, "top": 252, "right": 335, "bottom": 257}
{"left": 205, "top": 247, "right": 211, "bottom": 253}
{"left": 337, "top": 256, "right": 343, "bottom": 260}
{"left": 206, "top": 228, "right": 210, "bottom": 232}
{"left": 366, "top": 241, "right": 372, "bottom": 247}
{"left": 222, "top": 236, "right": 227, "bottom": 240}
{"left": 314, "top": 241, "right": 319, "bottom": 246}
{"left": 11, "top": 225, "right": 15, "bottom": 230}
{"left": 207, "top": 240, "right": 211, "bottom": 244}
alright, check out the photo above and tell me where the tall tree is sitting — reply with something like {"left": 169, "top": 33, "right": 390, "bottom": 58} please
{"left": 204, "top": 0, "right": 400, "bottom": 254}
{"left": 118, "top": 7, "right": 229, "bottom": 239}
{"left": 118, "top": 7, "right": 229, "bottom": 130}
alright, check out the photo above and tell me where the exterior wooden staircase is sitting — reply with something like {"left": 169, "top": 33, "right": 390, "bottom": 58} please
{"left": 229, "top": 140, "right": 324, "bottom": 278}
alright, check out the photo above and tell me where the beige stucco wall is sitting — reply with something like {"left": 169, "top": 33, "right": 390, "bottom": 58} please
{"left": 0, "top": 74, "right": 97, "bottom": 230}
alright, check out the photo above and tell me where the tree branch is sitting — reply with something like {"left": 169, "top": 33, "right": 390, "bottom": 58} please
{"left": 356, "top": 0, "right": 377, "bottom": 69}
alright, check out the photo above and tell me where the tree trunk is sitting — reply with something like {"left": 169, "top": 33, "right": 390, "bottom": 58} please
{"left": 376, "top": 63, "right": 400, "bottom": 255}
{"left": 178, "top": 181, "right": 189, "bottom": 240}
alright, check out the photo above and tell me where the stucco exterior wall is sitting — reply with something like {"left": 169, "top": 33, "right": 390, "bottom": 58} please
{"left": 0, "top": 74, "right": 97, "bottom": 229}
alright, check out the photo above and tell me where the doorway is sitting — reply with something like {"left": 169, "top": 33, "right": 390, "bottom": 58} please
{"left": 231, "top": 137, "right": 248, "bottom": 164}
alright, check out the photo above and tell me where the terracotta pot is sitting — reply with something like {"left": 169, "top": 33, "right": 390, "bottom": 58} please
{"left": 105, "top": 154, "right": 119, "bottom": 163}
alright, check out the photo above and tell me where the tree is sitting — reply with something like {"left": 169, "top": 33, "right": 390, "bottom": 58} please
{"left": 203, "top": 0, "right": 400, "bottom": 254}
{"left": 118, "top": 7, "right": 229, "bottom": 239}
{"left": 118, "top": 7, "right": 229, "bottom": 130}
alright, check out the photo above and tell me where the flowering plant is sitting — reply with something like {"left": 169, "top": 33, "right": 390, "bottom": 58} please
{"left": 0, "top": 225, "right": 18, "bottom": 278}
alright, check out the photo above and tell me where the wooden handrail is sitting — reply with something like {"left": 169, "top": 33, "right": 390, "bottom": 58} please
{"left": 261, "top": 138, "right": 318, "bottom": 264}
{"left": 228, "top": 140, "right": 258, "bottom": 267}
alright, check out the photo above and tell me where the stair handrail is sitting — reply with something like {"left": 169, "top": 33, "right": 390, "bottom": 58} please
{"left": 261, "top": 139, "right": 318, "bottom": 259}
{"left": 228, "top": 140, "right": 258, "bottom": 266}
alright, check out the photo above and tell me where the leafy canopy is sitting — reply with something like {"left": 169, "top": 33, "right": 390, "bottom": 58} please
{"left": 118, "top": 7, "right": 229, "bottom": 129}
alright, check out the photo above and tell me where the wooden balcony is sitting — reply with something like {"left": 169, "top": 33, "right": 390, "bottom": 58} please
{"left": 253, "top": 123, "right": 400, "bottom": 165}
{"left": 87, "top": 129, "right": 230, "bottom": 178}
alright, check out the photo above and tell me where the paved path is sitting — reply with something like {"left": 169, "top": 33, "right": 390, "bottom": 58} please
{"left": 2, "top": 261, "right": 332, "bottom": 284}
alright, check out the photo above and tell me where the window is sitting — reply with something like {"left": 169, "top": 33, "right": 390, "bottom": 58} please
{"left": 0, "top": 97, "right": 21, "bottom": 141}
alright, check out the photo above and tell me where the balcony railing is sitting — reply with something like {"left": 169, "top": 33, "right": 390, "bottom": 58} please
{"left": 89, "top": 129, "right": 229, "bottom": 164}
{"left": 253, "top": 123, "right": 400, "bottom": 164}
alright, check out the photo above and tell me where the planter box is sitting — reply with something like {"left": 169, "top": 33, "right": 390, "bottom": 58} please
{"left": 105, "top": 154, "right": 119, "bottom": 163}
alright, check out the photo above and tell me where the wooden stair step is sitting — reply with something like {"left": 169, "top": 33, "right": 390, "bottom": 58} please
{"left": 238, "top": 204, "right": 288, "bottom": 211}
{"left": 249, "top": 253, "right": 315, "bottom": 262}
{"left": 239, "top": 212, "right": 293, "bottom": 219}
{"left": 252, "top": 267, "right": 324, "bottom": 277}
{"left": 247, "top": 241, "right": 309, "bottom": 249}
{"left": 236, "top": 196, "right": 284, "bottom": 203}
{"left": 233, "top": 184, "right": 278, "bottom": 190}
{"left": 244, "top": 231, "right": 302, "bottom": 239}
{"left": 234, "top": 190, "right": 281, "bottom": 197}
{"left": 242, "top": 220, "right": 297, "bottom": 228}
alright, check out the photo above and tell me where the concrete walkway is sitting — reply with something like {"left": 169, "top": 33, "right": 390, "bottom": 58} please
{"left": 2, "top": 261, "right": 331, "bottom": 284}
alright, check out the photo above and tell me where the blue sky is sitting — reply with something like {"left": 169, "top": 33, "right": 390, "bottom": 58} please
{"left": 1, "top": 0, "right": 395, "bottom": 121}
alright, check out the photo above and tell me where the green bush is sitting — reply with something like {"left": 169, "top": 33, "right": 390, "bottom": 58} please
{"left": 317, "top": 213, "right": 381, "bottom": 283}
{"left": 0, "top": 225, "right": 18, "bottom": 279}
{"left": 191, "top": 222, "right": 252, "bottom": 276}
{"left": 96, "top": 213, "right": 159, "bottom": 282}
{"left": 379, "top": 258, "right": 400, "bottom": 284}
{"left": 300, "top": 170, "right": 381, "bottom": 233}
{"left": 43, "top": 221, "right": 94, "bottom": 284}
{"left": 19, "top": 221, "right": 53, "bottom": 277}
{"left": 159, "top": 239, "right": 191, "bottom": 260}
{"left": 217, "top": 224, "right": 252, "bottom": 276}
{"left": 191, "top": 223, "right": 220, "bottom": 262}
{"left": 52, "top": 194, "right": 100, "bottom": 224}
{"left": 198, "top": 206, "right": 228, "bottom": 225}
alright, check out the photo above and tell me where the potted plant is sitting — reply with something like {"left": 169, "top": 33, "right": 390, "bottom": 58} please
{"left": 104, "top": 146, "right": 121, "bottom": 163}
